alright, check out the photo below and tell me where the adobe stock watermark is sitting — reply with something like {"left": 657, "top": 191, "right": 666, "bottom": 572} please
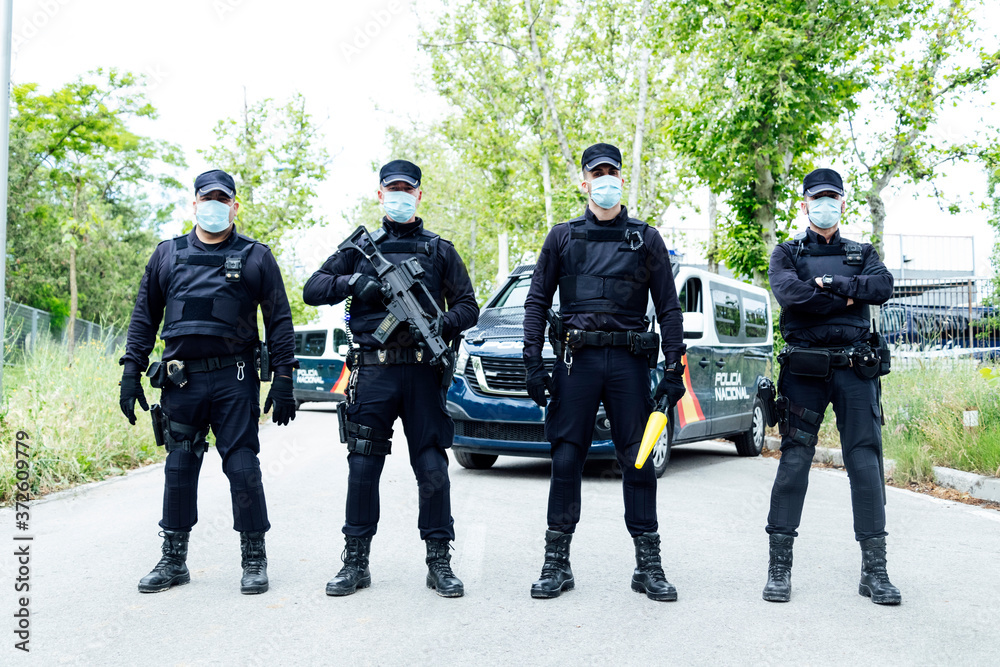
{"left": 213, "top": 0, "right": 250, "bottom": 21}
{"left": 340, "top": 1, "right": 405, "bottom": 64}
{"left": 11, "top": 0, "right": 73, "bottom": 52}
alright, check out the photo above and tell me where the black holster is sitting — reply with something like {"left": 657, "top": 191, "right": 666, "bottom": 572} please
{"left": 852, "top": 345, "right": 881, "bottom": 380}
{"left": 546, "top": 308, "right": 564, "bottom": 359}
{"left": 757, "top": 377, "right": 779, "bottom": 427}
{"left": 871, "top": 331, "right": 891, "bottom": 376}
{"left": 629, "top": 331, "right": 661, "bottom": 369}
{"left": 150, "top": 404, "right": 166, "bottom": 448}
{"left": 337, "top": 402, "right": 392, "bottom": 456}
{"left": 161, "top": 414, "right": 209, "bottom": 456}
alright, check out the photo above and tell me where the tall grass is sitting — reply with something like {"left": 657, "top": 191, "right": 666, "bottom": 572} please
{"left": 0, "top": 336, "right": 164, "bottom": 504}
{"left": 812, "top": 358, "right": 1000, "bottom": 484}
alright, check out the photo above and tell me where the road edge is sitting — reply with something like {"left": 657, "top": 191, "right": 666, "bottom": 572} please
{"left": 763, "top": 436, "right": 1000, "bottom": 503}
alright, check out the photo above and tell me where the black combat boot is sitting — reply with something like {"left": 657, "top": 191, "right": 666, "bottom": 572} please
{"left": 859, "top": 537, "right": 901, "bottom": 605}
{"left": 239, "top": 532, "right": 269, "bottom": 594}
{"left": 326, "top": 536, "right": 372, "bottom": 596}
{"left": 631, "top": 532, "right": 678, "bottom": 601}
{"left": 530, "top": 530, "right": 574, "bottom": 599}
{"left": 762, "top": 534, "right": 794, "bottom": 602}
{"left": 425, "top": 539, "right": 465, "bottom": 598}
{"left": 138, "top": 530, "right": 191, "bottom": 593}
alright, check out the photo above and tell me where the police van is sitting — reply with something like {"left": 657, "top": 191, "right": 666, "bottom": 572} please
{"left": 446, "top": 264, "right": 772, "bottom": 477}
{"left": 292, "top": 325, "right": 351, "bottom": 408}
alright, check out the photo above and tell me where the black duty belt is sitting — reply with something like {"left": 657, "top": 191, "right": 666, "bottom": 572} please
{"left": 566, "top": 330, "right": 634, "bottom": 349}
{"left": 177, "top": 353, "right": 252, "bottom": 373}
{"left": 352, "top": 348, "right": 431, "bottom": 366}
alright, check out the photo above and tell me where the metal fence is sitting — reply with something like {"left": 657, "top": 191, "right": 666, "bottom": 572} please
{"left": 3, "top": 298, "right": 125, "bottom": 355}
{"left": 880, "top": 277, "right": 999, "bottom": 353}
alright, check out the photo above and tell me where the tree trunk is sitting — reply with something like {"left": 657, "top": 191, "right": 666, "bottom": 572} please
{"left": 541, "top": 149, "right": 554, "bottom": 227}
{"left": 867, "top": 192, "right": 887, "bottom": 258}
{"left": 627, "top": 0, "right": 653, "bottom": 214}
{"left": 68, "top": 244, "right": 77, "bottom": 363}
{"left": 524, "top": 0, "right": 577, "bottom": 185}
{"left": 469, "top": 216, "right": 478, "bottom": 287}
{"left": 707, "top": 190, "right": 719, "bottom": 274}
{"left": 752, "top": 154, "right": 778, "bottom": 288}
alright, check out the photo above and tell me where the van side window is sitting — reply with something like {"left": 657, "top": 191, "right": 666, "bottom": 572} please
{"left": 679, "top": 278, "right": 703, "bottom": 313}
{"left": 744, "top": 295, "right": 768, "bottom": 341}
{"left": 293, "top": 333, "right": 304, "bottom": 356}
{"left": 302, "top": 332, "right": 326, "bottom": 356}
{"left": 333, "top": 329, "right": 348, "bottom": 349}
{"left": 712, "top": 288, "right": 742, "bottom": 340}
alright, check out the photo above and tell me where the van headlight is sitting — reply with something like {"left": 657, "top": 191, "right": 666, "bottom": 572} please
{"left": 456, "top": 343, "right": 470, "bottom": 375}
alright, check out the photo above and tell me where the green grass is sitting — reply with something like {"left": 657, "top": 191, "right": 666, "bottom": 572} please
{"left": 0, "top": 337, "right": 165, "bottom": 504}
{"left": 812, "top": 359, "right": 1000, "bottom": 484}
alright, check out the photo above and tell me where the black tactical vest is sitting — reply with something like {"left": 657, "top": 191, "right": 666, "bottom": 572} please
{"left": 557, "top": 214, "right": 650, "bottom": 317}
{"left": 348, "top": 224, "right": 442, "bottom": 335}
{"left": 160, "top": 233, "right": 259, "bottom": 342}
{"left": 780, "top": 233, "right": 871, "bottom": 337}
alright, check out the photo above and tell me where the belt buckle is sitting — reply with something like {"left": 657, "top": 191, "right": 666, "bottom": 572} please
{"left": 377, "top": 350, "right": 387, "bottom": 364}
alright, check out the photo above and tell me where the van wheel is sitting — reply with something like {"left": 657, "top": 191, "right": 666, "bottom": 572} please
{"left": 651, "top": 427, "right": 672, "bottom": 477}
{"left": 734, "top": 397, "right": 765, "bottom": 457}
{"left": 453, "top": 450, "right": 498, "bottom": 470}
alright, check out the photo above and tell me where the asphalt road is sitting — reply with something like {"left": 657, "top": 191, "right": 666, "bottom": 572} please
{"left": 3, "top": 406, "right": 1000, "bottom": 666}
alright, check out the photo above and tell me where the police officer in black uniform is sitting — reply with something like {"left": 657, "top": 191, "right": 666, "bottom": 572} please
{"left": 303, "top": 160, "right": 479, "bottom": 598}
{"left": 119, "top": 169, "right": 298, "bottom": 595}
{"left": 763, "top": 167, "right": 900, "bottom": 605}
{"left": 522, "top": 143, "right": 686, "bottom": 601}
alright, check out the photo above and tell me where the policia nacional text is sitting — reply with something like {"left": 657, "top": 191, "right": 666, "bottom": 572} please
{"left": 118, "top": 155, "right": 899, "bottom": 605}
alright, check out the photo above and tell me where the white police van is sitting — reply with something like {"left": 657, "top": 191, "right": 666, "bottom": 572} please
{"left": 446, "top": 264, "right": 772, "bottom": 476}
{"left": 292, "top": 325, "right": 351, "bottom": 408}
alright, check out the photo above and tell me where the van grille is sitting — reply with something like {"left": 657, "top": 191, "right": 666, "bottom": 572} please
{"left": 454, "top": 420, "right": 547, "bottom": 442}
{"left": 464, "top": 357, "right": 555, "bottom": 396}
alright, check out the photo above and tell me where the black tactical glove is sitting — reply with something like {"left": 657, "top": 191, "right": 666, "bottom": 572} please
{"left": 263, "top": 376, "right": 296, "bottom": 426}
{"left": 118, "top": 372, "right": 149, "bottom": 425}
{"left": 349, "top": 273, "right": 382, "bottom": 303}
{"left": 524, "top": 357, "right": 553, "bottom": 408}
{"left": 654, "top": 363, "right": 686, "bottom": 409}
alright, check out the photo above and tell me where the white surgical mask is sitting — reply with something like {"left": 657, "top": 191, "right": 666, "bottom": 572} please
{"left": 196, "top": 199, "right": 233, "bottom": 233}
{"left": 807, "top": 197, "right": 842, "bottom": 229}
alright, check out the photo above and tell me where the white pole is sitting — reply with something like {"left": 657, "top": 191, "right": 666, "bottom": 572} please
{"left": 0, "top": 0, "right": 15, "bottom": 398}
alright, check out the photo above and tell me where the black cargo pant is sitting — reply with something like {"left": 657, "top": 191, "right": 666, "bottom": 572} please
{"left": 342, "top": 362, "right": 455, "bottom": 541}
{"left": 159, "top": 364, "right": 268, "bottom": 533}
{"left": 544, "top": 346, "right": 657, "bottom": 537}
{"left": 767, "top": 366, "right": 886, "bottom": 541}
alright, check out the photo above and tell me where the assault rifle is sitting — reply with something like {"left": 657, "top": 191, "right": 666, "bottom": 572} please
{"left": 337, "top": 225, "right": 455, "bottom": 387}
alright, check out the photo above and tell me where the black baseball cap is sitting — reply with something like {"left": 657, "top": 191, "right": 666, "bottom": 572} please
{"left": 194, "top": 169, "right": 236, "bottom": 199}
{"left": 581, "top": 143, "right": 622, "bottom": 172}
{"left": 803, "top": 168, "right": 844, "bottom": 197}
{"left": 379, "top": 160, "right": 421, "bottom": 188}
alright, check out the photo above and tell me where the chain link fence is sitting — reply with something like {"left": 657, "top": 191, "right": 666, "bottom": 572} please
{"left": 3, "top": 298, "right": 125, "bottom": 358}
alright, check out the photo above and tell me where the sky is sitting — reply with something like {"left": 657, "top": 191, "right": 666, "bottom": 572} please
{"left": 8, "top": 0, "right": 1000, "bottom": 315}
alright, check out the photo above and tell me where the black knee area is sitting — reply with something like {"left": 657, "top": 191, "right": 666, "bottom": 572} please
{"left": 161, "top": 449, "right": 203, "bottom": 531}
{"left": 620, "top": 442, "right": 658, "bottom": 536}
{"left": 547, "top": 442, "right": 587, "bottom": 533}
{"left": 223, "top": 447, "right": 269, "bottom": 532}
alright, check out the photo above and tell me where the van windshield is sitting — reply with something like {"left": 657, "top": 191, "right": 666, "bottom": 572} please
{"left": 490, "top": 276, "right": 560, "bottom": 309}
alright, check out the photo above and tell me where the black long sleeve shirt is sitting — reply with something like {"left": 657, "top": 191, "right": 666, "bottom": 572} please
{"left": 769, "top": 227, "right": 893, "bottom": 346}
{"left": 522, "top": 206, "right": 685, "bottom": 364}
{"left": 121, "top": 226, "right": 297, "bottom": 377}
{"left": 302, "top": 218, "right": 479, "bottom": 349}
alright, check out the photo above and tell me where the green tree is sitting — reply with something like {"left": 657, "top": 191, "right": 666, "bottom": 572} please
{"left": 843, "top": 0, "right": 1000, "bottom": 255}
{"left": 664, "top": 0, "right": 914, "bottom": 284}
{"left": 201, "top": 92, "right": 329, "bottom": 325}
{"left": 6, "top": 69, "right": 185, "bottom": 354}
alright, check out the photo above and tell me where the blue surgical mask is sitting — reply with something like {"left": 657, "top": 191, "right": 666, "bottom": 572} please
{"left": 383, "top": 190, "right": 418, "bottom": 223}
{"left": 196, "top": 199, "right": 233, "bottom": 233}
{"left": 588, "top": 174, "right": 623, "bottom": 209}
{"left": 807, "top": 197, "right": 842, "bottom": 229}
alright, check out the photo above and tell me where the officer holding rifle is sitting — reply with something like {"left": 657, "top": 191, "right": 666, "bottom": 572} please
{"left": 763, "top": 167, "right": 899, "bottom": 605}
{"left": 522, "top": 143, "right": 686, "bottom": 601}
{"left": 303, "top": 160, "right": 479, "bottom": 598}
{"left": 119, "top": 169, "right": 298, "bottom": 595}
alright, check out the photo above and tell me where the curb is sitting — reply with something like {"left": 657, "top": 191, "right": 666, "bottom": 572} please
{"left": 932, "top": 466, "right": 1000, "bottom": 504}
{"left": 764, "top": 436, "right": 1000, "bottom": 503}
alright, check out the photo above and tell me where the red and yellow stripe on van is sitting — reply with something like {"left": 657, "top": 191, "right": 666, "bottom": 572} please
{"left": 675, "top": 353, "right": 705, "bottom": 428}
{"left": 331, "top": 364, "right": 350, "bottom": 394}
